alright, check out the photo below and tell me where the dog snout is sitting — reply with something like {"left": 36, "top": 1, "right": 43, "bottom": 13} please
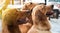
{"left": 30, "top": 2, "right": 32, "bottom": 4}
{"left": 46, "top": 11, "right": 54, "bottom": 17}
{"left": 17, "top": 17, "right": 30, "bottom": 24}
{"left": 17, "top": 18, "right": 27, "bottom": 24}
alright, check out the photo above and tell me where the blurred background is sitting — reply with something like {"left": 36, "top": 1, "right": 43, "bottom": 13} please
{"left": 0, "top": 0, "right": 60, "bottom": 33}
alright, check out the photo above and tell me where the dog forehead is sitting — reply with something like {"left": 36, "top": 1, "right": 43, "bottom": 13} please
{"left": 45, "top": 5, "right": 53, "bottom": 10}
{"left": 24, "top": 2, "right": 31, "bottom": 5}
{"left": 34, "top": 5, "right": 51, "bottom": 9}
{"left": 33, "top": 5, "right": 45, "bottom": 10}
{"left": 46, "top": 5, "right": 52, "bottom": 8}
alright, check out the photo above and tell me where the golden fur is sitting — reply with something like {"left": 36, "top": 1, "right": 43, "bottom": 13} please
{"left": 2, "top": 2, "right": 37, "bottom": 33}
{"left": 20, "top": 2, "right": 37, "bottom": 33}
{"left": 2, "top": 2, "right": 53, "bottom": 33}
{"left": 2, "top": 9, "right": 21, "bottom": 33}
{"left": 20, "top": 2, "right": 47, "bottom": 33}
{"left": 27, "top": 5, "right": 53, "bottom": 33}
{"left": 2, "top": 2, "right": 36, "bottom": 33}
{"left": 2, "top": 9, "right": 32, "bottom": 33}
{"left": 2, "top": 8, "right": 32, "bottom": 33}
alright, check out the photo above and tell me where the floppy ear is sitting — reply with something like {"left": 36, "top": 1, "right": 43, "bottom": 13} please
{"left": 35, "top": 10, "right": 47, "bottom": 21}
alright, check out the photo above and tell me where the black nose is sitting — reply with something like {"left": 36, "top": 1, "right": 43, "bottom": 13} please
{"left": 30, "top": 2, "right": 32, "bottom": 4}
{"left": 51, "top": 5, "right": 54, "bottom": 8}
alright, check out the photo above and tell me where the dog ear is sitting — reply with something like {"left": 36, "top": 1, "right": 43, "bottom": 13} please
{"left": 35, "top": 5, "right": 46, "bottom": 14}
{"left": 33, "top": 9, "right": 47, "bottom": 22}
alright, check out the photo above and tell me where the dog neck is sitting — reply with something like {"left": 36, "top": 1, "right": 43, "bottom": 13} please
{"left": 32, "top": 11, "right": 50, "bottom": 30}
{"left": 33, "top": 20, "right": 50, "bottom": 31}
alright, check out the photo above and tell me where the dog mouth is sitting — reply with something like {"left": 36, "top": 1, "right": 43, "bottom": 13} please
{"left": 17, "top": 17, "right": 30, "bottom": 25}
{"left": 46, "top": 11, "right": 54, "bottom": 17}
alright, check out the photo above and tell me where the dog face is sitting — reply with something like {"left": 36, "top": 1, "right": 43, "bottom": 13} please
{"left": 21, "top": 2, "right": 37, "bottom": 11}
{"left": 2, "top": 9, "right": 32, "bottom": 33}
{"left": 21, "top": 2, "right": 37, "bottom": 23}
{"left": 16, "top": 10, "right": 31, "bottom": 24}
{"left": 32, "top": 5, "right": 53, "bottom": 24}
{"left": 20, "top": 2, "right": 37, "bottom": 33}
{"left": 16, "top": 10, "right": 33, "bottom": 33}
{"left": 28, "top": 5, "right": 52, "bottom": 33}
{"left": 33, "top": 5, "right": 53, "bottom": 15}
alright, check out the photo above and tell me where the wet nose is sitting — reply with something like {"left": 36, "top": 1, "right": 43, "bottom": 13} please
{"left": 51, "top": 5, "right": 54, "bottom": 9}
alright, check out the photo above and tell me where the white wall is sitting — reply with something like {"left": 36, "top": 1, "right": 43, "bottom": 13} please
{"left": 32, "top": 0, "right": 45, "bottom": 3}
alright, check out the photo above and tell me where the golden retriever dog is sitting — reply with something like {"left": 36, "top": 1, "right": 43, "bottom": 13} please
{"left": 20, "top": 2, "right": 46, "bottom": 33}
{"left": 19, "top": 2, "right": 38, "bottom": 33}
{"left": 18, "top": 10, "right": 33, "bottom": 33}
{"left": 20, "top": 2, "right": 49, "bottom": 33}
{"left": 2, "top": 2, "right": 37, "bottom": 33}
{"left": 2, "top": 8, "right": 33, "bottom": 33}
{"left": 2, "top": 9, "right": 21, "bottom": 33}
{"left": 27, "top": 5, "right": 53, "bottom": 33}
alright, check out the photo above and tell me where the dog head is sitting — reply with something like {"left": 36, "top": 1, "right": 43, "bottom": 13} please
{"left": 21, "top": 2, "right": 37, "bottom": 11}
{"left": 33, "top": 5, "right": 53, "bottom": 15}
{"left": 16, "top": 10, "right": 33, "bottom": 25}
{"left": 32, "top": 5, "right": 54, "bottom": 22}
